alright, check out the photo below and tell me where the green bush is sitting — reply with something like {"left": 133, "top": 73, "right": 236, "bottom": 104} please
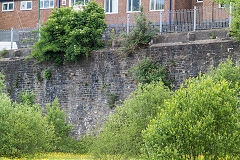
{"left": 46, "top": 98, "right": 73, "bottom": 151}
{"left": 17, "top": 90, "right": 36, "bottom": 106}
{"left": 130, "top": 58, "right": 173, "bottom": 88}
{"left": 43, "top": 69, "right": 51, "bottom": 80}
{"left": 32, "top": 2, "right": 107, "bottom": 65}
{"left": 90, "top": 81, "right": 171, "bottom": 158}
{"left": 142, "top": 74, "right": 240, "bottom": 159}
{"left": 208, "top": 58, "right": 240, "bottom": 88}
{"left": 121, "top": 7, "right": 156, "bottom": 55}
{"left": 0, "top": 74, "right": 55, "bottom": 157}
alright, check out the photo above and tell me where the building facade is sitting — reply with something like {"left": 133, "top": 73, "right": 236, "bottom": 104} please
{"left": 0, "top": 0, "right": 220, "bottom": 30}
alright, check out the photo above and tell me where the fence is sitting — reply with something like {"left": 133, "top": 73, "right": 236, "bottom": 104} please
{"left": 0, "top": 5, "right": 232, "bottom": 49}
{"left": 0, "top": 28, "right": 38, "bottom": 50}
{"left": 105, "top": 5, "right": 231, "bottom": 36}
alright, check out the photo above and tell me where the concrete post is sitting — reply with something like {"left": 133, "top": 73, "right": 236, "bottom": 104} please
{"left": 127, "top": 14, "right": 130, "bottom": 35}
{"left": 194, "top": 6, "right": 197, "bottom": 31}
{"left": 229, "top": 2, "right": 232, "bottom": 28}
{"left": 160, "top": 11, "right": 163, "bottom": 34}
{"left": 11, "top": 27, "right": 13, "bottom": 50}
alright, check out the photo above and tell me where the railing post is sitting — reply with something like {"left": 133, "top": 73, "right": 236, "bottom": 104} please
{"left": 194, "top": 6, "right": 197, "bottom": 31}
{"left": 160, "top": 11, "right": 163, "bottom": 34}
{"left": 11, "top": 27, "right": 13, "bottom": 50}
{"left": 38, "top": 23, "right": 41, "bottom": 41}
{"left": 127, "top": 14, "right": 130, "bottom": 35}
{"left": 229, "top": 2, "right": 232, "bottom": 28}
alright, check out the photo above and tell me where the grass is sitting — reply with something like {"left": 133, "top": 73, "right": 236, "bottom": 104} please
{"left": 0, "top": 153, "right": 238, "bottom": 160}
{"left": 0, "top": 153, "right": 93, "bottom": 160}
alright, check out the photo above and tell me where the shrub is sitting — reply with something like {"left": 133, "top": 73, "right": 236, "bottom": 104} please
{"left": 0, "top": 73, "right": 55, "bottom": 157}
{"left": 17, "top": 90, "right": 36, "bottom": 106}
{"left": 43, "top": 69, "right": 51, "bottom": 80}
{"left": 208, "top": 58, "right": 240, "bottom": 88}
{"left": 90, "top": 81, "right": 171, "bottom": 158}
{"left": 142, "top": 74, "right": 240, "bottom": 159}
{"left": 46, "top": 98, "right": 72, "bottom": 151}
{"left": 32, "top": 2, "right": 107, "bottom": 65}
{"left": 121, "top": 7, "right": 156, "bottom": 55}
{"left": 130, "top": 58, "right": 173, "bottom": 88}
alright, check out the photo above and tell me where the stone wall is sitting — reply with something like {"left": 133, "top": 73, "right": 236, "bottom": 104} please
{"left": 0, "top": 39, "right": 239, "bottom": 137}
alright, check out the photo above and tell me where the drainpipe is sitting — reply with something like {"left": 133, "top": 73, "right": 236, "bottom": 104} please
{"left": 59, "top": 0, "right": 60, "bottom": 8}
{"left": 169, "top": 0, "right": 172, "bottom": 24}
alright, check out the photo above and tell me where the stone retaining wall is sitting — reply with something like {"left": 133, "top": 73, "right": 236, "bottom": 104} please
{"left": 0, "top": 39, "right": 239, "bottom": 137}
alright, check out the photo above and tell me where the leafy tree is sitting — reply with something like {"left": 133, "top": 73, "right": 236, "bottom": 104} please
{"left": 0, "top": 73, "right": 55, "bottom": 157}
{"left": 143, "top": 73, "right": 240, "bottom": 159}
{"left": 90, "top": 81, "right": 171, "bottom": 158}
{"left": 216, "top": 0, "right": 240, "bottom": 40}
{"left": 32, "top": 2, "right": 107, "bottom": 65}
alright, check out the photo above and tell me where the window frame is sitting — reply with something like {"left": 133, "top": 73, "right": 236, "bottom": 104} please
{"left": 127, "top": 0, "right": 141, "bottom": 13}
{"left": 149, "top": 0, "right": 164, "bottom": 11}
{"left": 2, "top": 2, "right": 14, "bottom": 12}
{"left": 40, "top": 0, "right": 54, "bottom": 9}
{"left": 105, "top": 0, "right": 118, "bottom": 14}
{"left": 62, "top": 0, "right": 66, "bottom": 5}
{"left": 69, "top": 0, "right": 88, "bottom": 7}
{"left": 20, "top": 1, "right": 32, "bottom": 11}
{"left": 197, "top": 0, "right": 203, "bottom": 3}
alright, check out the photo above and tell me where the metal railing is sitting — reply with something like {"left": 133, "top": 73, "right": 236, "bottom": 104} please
{"left": 105, "top": 5, "right": 231, "bottom": 36}
{"left": 0, "top": 5, "right": 232, "bottom": 50}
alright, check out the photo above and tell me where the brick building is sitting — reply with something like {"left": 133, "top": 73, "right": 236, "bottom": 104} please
{"left": 0, "top": 0, "right": 220, "bottom": 30}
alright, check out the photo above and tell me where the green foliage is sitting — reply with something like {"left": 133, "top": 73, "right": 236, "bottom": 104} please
{"left": 130, "top": 58, "right": 173, "bottom": 88}
{"left": 32, "top": 2, "right": 107, "bottom": 65}
{"left": 90, "top": 81, "right": 171, "bottom": 158}
{"left": 46, "top": 98, "right": 72, "bottom": 142}
{"left": 0, "top": 49, "right": 8, "bottom": 58}
{"left": 43, "top": 69, "right": 51, "bottom": 80}
{"left": 0, "top": 74, "right": 55, "bottom": 157}
{"left": 107, "top": 93, "right": 118, "bottom": 109}
{"left": 36, "top": 70, "right": 43, "bottom": 82}
{"left": 215, "top": 0, "right": 240, "bottom": 40}
{"left": 17, "top": 90, "right": 36, "bottom": 106}
{"left": 143, "top": 74, "right": 240, "bottom": 159}
{"left": 121, "top": 7, "right": 156, "bottom": 55}
{"left": 208, "top": 58, "right": 240, "bottom": 88}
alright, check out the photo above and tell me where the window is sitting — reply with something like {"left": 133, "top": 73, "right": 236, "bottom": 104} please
{"left": 105, "top": 0, "right": 118, "bottom": 13}
{"left": 70, "top": 0, "right": 88, "bottom": 6}
{"left": 127, "top": 0, "right": 140, "bottom": 12}
{"left": 40, "top": 0, "right": 54, "bottom": 9}
{"left": 62, "top": 0, "right": 66, "bottom": 5}
{"left": 150, "top": 0, "right": 164, "bottom": 11}
{"left": 2, "top": 2, "right": 14, "bottom": 11}
{"left": 20, "top": 1, "right": 32, "bottom": 10}
{"left": 197, "top": 0, "right": 203, "bottom": 2}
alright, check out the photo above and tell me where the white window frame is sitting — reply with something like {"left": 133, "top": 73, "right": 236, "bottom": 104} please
{"left": 62, "top": 0, "right": 66, "bottom": 5}
{"left": 40, "top": 0, "right": 54, "bottom": 9}
{"left": 149, "top": 0, "right": 164, "bottom": 11}
{"left": 20, "top": 1, "right": 32, "bottom": 10}
{"left": 70, "top": 0, "right": 88, "bottom": 7}
{"left": 105, "top": 0, "right": 118, "bottom": 14}
{"left": 127, "top": 0, "right": 141, "bottom": 12}
{"left": 197, "top": 0, "right": 203, "bottom": 3}
{"left": 2, "top": 2, "right": 14, "bottom": 12}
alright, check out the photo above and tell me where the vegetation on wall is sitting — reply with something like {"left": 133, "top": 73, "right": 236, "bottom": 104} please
{"left": 130, "top": 58, "right": 173, "bottom": 88}
{"left": 43, "top": 69, "right": 51, "bottom": 80}
{"left": 120, "top": 7, "right": 156, "bottom": 55}
{"left": 31, "top": 2, "right": 107, "bottom": 65}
